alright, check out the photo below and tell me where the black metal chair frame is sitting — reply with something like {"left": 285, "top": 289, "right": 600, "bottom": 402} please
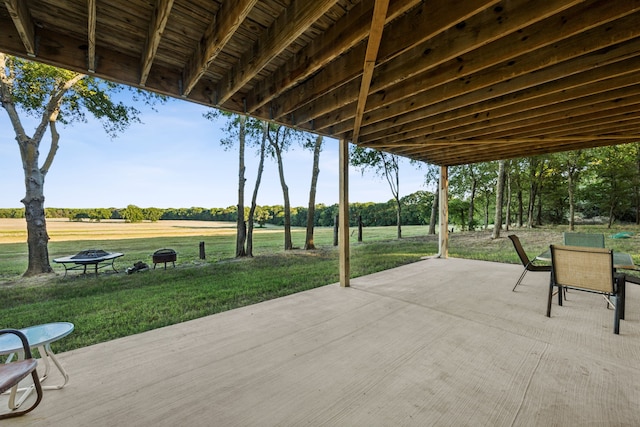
{"left": 546, "top": 245, "right": 623, "bottom": 335}
{"left": 0, "top": 329, "right": 43, "bottom": 419}
{"left": 509, "top": 235, "right": 552, "bottom": 291}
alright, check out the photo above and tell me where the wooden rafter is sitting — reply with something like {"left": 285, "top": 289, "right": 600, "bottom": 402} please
{"left": 351, "top": 0, "right": 389, "bottom": 145}
{"left": 243, "top": 0, "right": 421, "bottom": 115}
{"left": 181, "top": 0, "right": 257, "bottom": 97}
{"left": 87, "top": 0, "right": 96, "bottom": 72}
{"left": 140, "top": 0, "right": 175, "bottom": 86}
{"left": 3, "top": 0, "right": 640, "bottom": 167}
{"left": 339, "top": 29, "right": 640, "bottom": 144}
{"left": 215, "top": 0, "right": 336, "bottom": 106}
{"left": 312, "top": 0, "right": 591, "bottom": 135}
{"left": 262, "top": 0, "right": 501, "bottom": 122}
{"left": 362, "top": 73, "right": 640, "bottom": 145}
{"left": 3, "top": 0, "right": 36, "bottom": 57}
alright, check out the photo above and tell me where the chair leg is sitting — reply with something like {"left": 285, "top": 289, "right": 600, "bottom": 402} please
{"left": 557, "top": 283, "right": 563, "bottom": 307}
{"left": 618, "top": 277, "right": 626, "bottom": 320}
{"left": 0, "top": 370, "right": 43, "bottom": 420}
{"left": 512, "top": 267, "right": 528, "bottom": 291}
{"left": 613, "top": 295, "right": 620, "bottom": 335}
{"left": 546, "top": 278, "right": 554, "bottom": 317}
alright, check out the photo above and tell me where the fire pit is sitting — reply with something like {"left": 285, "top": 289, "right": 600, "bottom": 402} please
{"left": 152, "top": 248, "right": 177, "bottom": 269}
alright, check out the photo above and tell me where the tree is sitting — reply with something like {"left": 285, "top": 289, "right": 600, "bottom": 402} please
{"left": 266, "top": 124, "right": 307, "bottom": 250}
{"left": 0, "top": 54, "right": 162, "bottom": 276}
{"left": 554, "top": 150, "right": 590, "bottom": 230}
{"left": 491, "top": 160, "right": 506, "bottom": 239}
{"left": 350, "top": 147, "right": 403, "bottom": 238}
{"left": 429, "top": 186, "right": 438, "bottom": 235}
{"left": 143, "top": 207, "right": 163, "bottom": 222}
{"left": 204, "top": 111, "right": 264, "bottom": 257}
{"left": 304, "top": 135, "right": 323, "bottom": 250}
{"left": 590, "top": 145, "right": 637, "bottom": 228}
{"left": 246, "top": 121, "right": 268, "bottom": 256}
{"left": 526, "top": 156, "right": 550, "bottom": 228}
{"left": 121, "top": 205, "right": 144, "bottom": 223}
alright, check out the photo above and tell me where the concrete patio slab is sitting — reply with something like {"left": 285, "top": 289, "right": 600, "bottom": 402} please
{"left": 3, "top": 257, "right": 639, "bottom": 426}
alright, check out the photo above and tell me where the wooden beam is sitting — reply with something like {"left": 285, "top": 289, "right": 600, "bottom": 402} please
{"left": 351, "top": 0, "right": 389, "bottom": 145}
{"left": 243, "top": 0, "right": 421, "bottom": 114}
{"left": 439, "top": 166, "right": 449, "bottom": 258}
{"left": 265, "top": 0, "right": 500, "bottom": 122}
{"left": 318, "top": 1, "right": 640, "bottom": 135}
{"left": 139, "top": 0, "right": 175, "bottom": 85}
{"left": 359, "top": 60, "right": 640, "bottom": 147}
{"left": 3, "top": 0, "right": 36, "bottom": 57}
{"left": 87, "top": 0, "right": 96, "bottom": 72}
{"left": 422, "top": 139, "right": 636, "bottom": 166}
{"left": 339, "top": 138, "right": 350, "bottom": 287}
{"left": 181, "top": 0, "right": 257, "bottom": 97}
{"left": 215, "top": 0, "right": 335, "bottom": 106}
{"left": 360, "top": 70, "right": 640, "bottom": 145}
{"left": 461, "top": 102, "right": 640, "bottom": 141}
{"left": 333, "top": 31, "right": 640, "bottom": 144}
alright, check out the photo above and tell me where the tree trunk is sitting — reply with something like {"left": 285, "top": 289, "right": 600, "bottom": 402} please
{"left": 536, "top": 186, "right": 544, "bottom": 226}
{"left": 22, "top": 170, "right": 53, "bottom": 276}
{"left": 608, "top": 204, "right": 616, "bottom": 228}
{"left": 274, "top": 145, "right": 292, "bottom": 250}
{"left": 246, "top": 122, "right": 267, "bottom": 257}
{"left": 484, "top": 196, "right": 489, "bottom": 230}
{"left": 266, "top": 126, "right": 293, "bottom": 250}
{"left": 505, "top": 163, "right": 511, "bottom": 231}
{"left": 491, "top": 160, "right": 505, "bottom": 239}
{"left": 235, "top": 116, "right": 247, "bottom": 257}
{"left": 1, "top": 53, "right": 84, "bottom": 276}
{"left": 517, "top": 189, "right": 523, "bottom": 227}
{"left": 568, "top": 171, "right": 575, "bottom": 231}
{"left": 428, "top": 187, "right": 438, "bottom": 235}
{"left": 396, "top": 196, "right": 402, "bottom": 239}
{"left": 305, "top": 136, "right": 323, "bottom": 250}
{"left": 527, "top": 181, "right": 537, "bottom": 228}
{"left": 468, "top": 179, "right": 477, "bottom": 230}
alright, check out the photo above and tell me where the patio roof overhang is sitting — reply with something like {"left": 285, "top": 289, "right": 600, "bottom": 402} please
{"left": 2, "top": 0, "right": 639, "bottom": 167}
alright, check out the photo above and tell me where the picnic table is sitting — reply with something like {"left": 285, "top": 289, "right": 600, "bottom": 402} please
{"left": 53, "top": 249, "right": 124, "bottom": 277}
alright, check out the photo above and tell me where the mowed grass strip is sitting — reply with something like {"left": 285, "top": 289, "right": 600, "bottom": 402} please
{"left": 2, "top": 219, "right": 639, "bottom": 354}
{"left": 0, "top": 221, "right": 438, "bottom": 352}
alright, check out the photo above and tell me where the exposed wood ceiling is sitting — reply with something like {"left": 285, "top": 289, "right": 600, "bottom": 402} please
{"left": 1, "top": 0, "right": 640, "bottom": 166}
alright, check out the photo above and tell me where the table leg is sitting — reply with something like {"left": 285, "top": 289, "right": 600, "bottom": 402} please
{"left": 4, "top": 344, "right": 69, "bottom": 409}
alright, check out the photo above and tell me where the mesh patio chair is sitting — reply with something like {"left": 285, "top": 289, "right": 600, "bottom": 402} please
{"left": 562, "top": 232, "right": 605, "bottom": 248}
{"left": 0, "top": 329, "right": 43, "bottom": 419}
{"left": 547, "top": 245, "right": 623, "bottom": 334}
{"left": 509, "top": 235, "right": 552, "bottom": 291}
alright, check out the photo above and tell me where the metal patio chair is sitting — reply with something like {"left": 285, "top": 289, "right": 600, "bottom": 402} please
{"left": 0, "top": 329, "right": 43, "bottom": 419}
{"left": 547, "top": 245, "right": 623, "bottom": 334}
{"left": 509, "top": 235, "right": 551, "bottom": 292}
{"left": 562, "top": 232, "right": 605, "bottom": 248}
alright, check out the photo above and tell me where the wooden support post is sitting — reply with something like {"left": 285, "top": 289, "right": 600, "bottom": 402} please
{"left": 439, "top": 166, "right": 449, "bottom": 258}
{"left": 339, "top": 138, "right": 350, "bottom": 287}
{"left": 199, "top": 241, "right": 206, "bottom": 259}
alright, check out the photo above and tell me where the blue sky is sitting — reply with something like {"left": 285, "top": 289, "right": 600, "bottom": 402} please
{"left": 0, "top": 97, "right": 430, "bottom": 209}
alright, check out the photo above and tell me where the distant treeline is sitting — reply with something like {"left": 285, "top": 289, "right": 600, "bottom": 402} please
{"left": 0, "top": 191, "right": 435, "bottom": 227}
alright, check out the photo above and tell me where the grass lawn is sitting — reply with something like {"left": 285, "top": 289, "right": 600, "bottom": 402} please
{"left": 1, "top": 218, "right": 639, "bottom": 353}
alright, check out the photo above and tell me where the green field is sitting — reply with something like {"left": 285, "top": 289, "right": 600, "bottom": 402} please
{"left": 2, "top": 218, "right": 639, "bottom": 354}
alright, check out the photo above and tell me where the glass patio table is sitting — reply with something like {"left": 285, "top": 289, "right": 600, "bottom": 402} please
{"left": 0, "top": 322, "right": 74, "bottom": 409}
{"left": 535, "top": 249, "right": 636, "bottom": 269}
